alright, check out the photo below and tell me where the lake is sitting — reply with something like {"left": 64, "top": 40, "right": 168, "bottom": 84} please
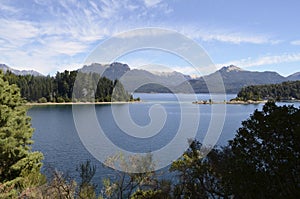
{"left": 29, "top": 93, "right": 300, "bottom": 189}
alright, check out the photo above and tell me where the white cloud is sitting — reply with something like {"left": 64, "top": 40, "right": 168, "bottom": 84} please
{"left": 144, "top": 0, "right": 162, "bottom": 8}
{"left": 115, "top": 28, "right": 172, "bottom": 39}
{"left": 0, "top": 0, "right": 288, "bottom": 75}
{"left": 0, "top": 3, "right": 19, "bottom": 13}
{"left": 217, "top": 53, "right": 300, "bottom": 69}
{"left": 44, "top": 39, "right": 89, "bottom": 56}
{"left": 171, "top": 66, "right": 201, "bottom": 76}
{"left": 0, "top": 0, "right": 123, "bottom": 73}
{"left": 0, "top": 46, "right": 86, "bottom": 75}
{"left": 56, "top": 62, "right": 84, "bottom": 73}
{"left": 142, "top": 0, "right": 172, "bottom": 14}
{"left": 118, "top": 57, "right": 204, "bottom": 77}
{"left": 120, "top": 58, "right": 153, "bottom": 69}
{"left": 290, "top": 40, "right": 300, "bottom": 45}
{"left": 0, "top": 19, "right": 39, "bottom": 46}
{"left": 1, "top": 50, "right": 57, "bottom": 75}
{"left": 181, "top": 27, "right": 278, "bottom": 44}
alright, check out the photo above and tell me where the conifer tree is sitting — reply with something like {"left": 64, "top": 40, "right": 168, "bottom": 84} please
{"left": 0, "top": 71, "right": 44, "bottom": 196}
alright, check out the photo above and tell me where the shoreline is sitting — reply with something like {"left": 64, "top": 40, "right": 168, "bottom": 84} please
{"left": 193, "top": 99, "right": 300, "bottom": 105}
{"left": 25, "top": 101, "right": 140, "bottom": 106}
{"left": 26, "top": 99, "right": 300, "bottom": 106}
{"left": 226, "top": 100, "right": 268, "bottom": 104}
{"left": 192, "top": 100, "right": 268, "bottom": 105}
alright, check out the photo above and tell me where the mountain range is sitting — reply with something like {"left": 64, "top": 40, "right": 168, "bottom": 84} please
{"left": 287, "top": 72, "right": 300, "bottom": 81}
{"left": 80, "top": 63, "right": 299, "bottom": 93}
{"left": 80, "top": 62, "right": 192, "bottom": 92}
{"left": 0, "top": 64, "right": 43, "bottom": 76}
{"left": 187, "top": 65, "right": 288, "bottom": 93}
{"left": 1, "top": 63, "right": 299, "bottom": 93}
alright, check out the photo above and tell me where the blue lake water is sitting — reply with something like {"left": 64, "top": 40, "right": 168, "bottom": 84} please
{"left": 29, "top": 93, "right": 300, "bottom": 189}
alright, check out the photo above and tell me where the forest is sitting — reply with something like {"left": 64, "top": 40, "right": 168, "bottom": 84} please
{"left": 2, "top": 70, "right": 132, "bottom": 103}
{"left": 236, "top": 80, "right": 300, "bottom": 101}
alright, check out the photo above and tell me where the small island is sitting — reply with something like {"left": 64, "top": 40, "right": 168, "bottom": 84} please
{"left": 192, "top": 99, "right": 267, "bottom": 105}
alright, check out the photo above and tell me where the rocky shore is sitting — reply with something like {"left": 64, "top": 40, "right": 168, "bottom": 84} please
{"left": 192, "top": 100, "right": 267, "bottom": 105}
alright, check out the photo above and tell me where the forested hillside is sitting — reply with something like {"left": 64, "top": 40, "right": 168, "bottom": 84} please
{"left": 2, "top": 70, "right": 131, "bottom": 103}
{"left": 236, "top": 80, "right": 300, "bottom": 101}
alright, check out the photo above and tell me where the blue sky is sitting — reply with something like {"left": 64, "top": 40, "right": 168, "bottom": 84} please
{"left": 0, "top": 0, "right": 300, "bottom": 76}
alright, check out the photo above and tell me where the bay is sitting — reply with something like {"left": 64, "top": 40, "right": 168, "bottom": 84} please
{"left": 29, "top": 93, "right": 300, "bottom": 189}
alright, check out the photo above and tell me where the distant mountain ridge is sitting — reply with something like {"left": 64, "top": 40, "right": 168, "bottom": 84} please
{"left": 187, "top": 65, "right": 287, "bottom": 93}
{"left": 81, "top": 63, "right": 295, "bottom": 93}
{"left": 0, "top": 64, "right": 43, "bottom": 76}
{"left": 1, "top": 63, "right": 300, "bottom": 93}
{"left": 81, "top": 62, "right": 130, "bottom": 80}
{"left": 81, "top": 62, "right": 192, "bottom": 92}
{"left": 218, "top": 65, "right": 245, "bottom": 72}
{"left": 287, "top": 72, "right": 300, "bottom": 81}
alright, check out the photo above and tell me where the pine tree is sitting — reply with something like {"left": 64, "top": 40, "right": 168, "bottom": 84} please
{"left": 0, "top": 71, "right": 44, "bottom": 196}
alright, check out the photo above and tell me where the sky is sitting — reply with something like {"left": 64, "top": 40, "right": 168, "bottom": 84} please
{"left": 0, "top": 0, "right": 300, "bottom": 77}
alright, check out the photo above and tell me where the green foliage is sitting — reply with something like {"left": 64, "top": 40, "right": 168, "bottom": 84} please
{"left": 237, "top": 80, "right": 300, "bottom": 101}
{"left": 56, "top": 96, "right": 65, "bottom": 103}
{"left": 76, "top": 160, "right": 97, "bottom": 199}
{"left": 45, "top": 170, "right": 77, "bottom": 199}
{"left": 169, "top": 102, "right": 300, "bottom": 198}
{"left": 2, "top": 69, "right": 132, "bottom": 103}
{"left": 101, "top": 153, "right": 160, "bottom": 199}
{"left": 170, "top": 140, "right": 228, "bottom": 199}
{"left": 38, "top": 97, "right": 47, "bottom": 103}
{"left": 131, "top": 189, "right": 171, "bottom": 199}
{"left": 225, "top": 101, "right": 300, "bottom": 198}
{"left": 0, "top": 71, "right": 44, "bottom": 197}
{"left": 14, "top": 161, "right": 99, "bottom": 199}
{"left": 111, "top": 80, "right": 131, "bottom": 102}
